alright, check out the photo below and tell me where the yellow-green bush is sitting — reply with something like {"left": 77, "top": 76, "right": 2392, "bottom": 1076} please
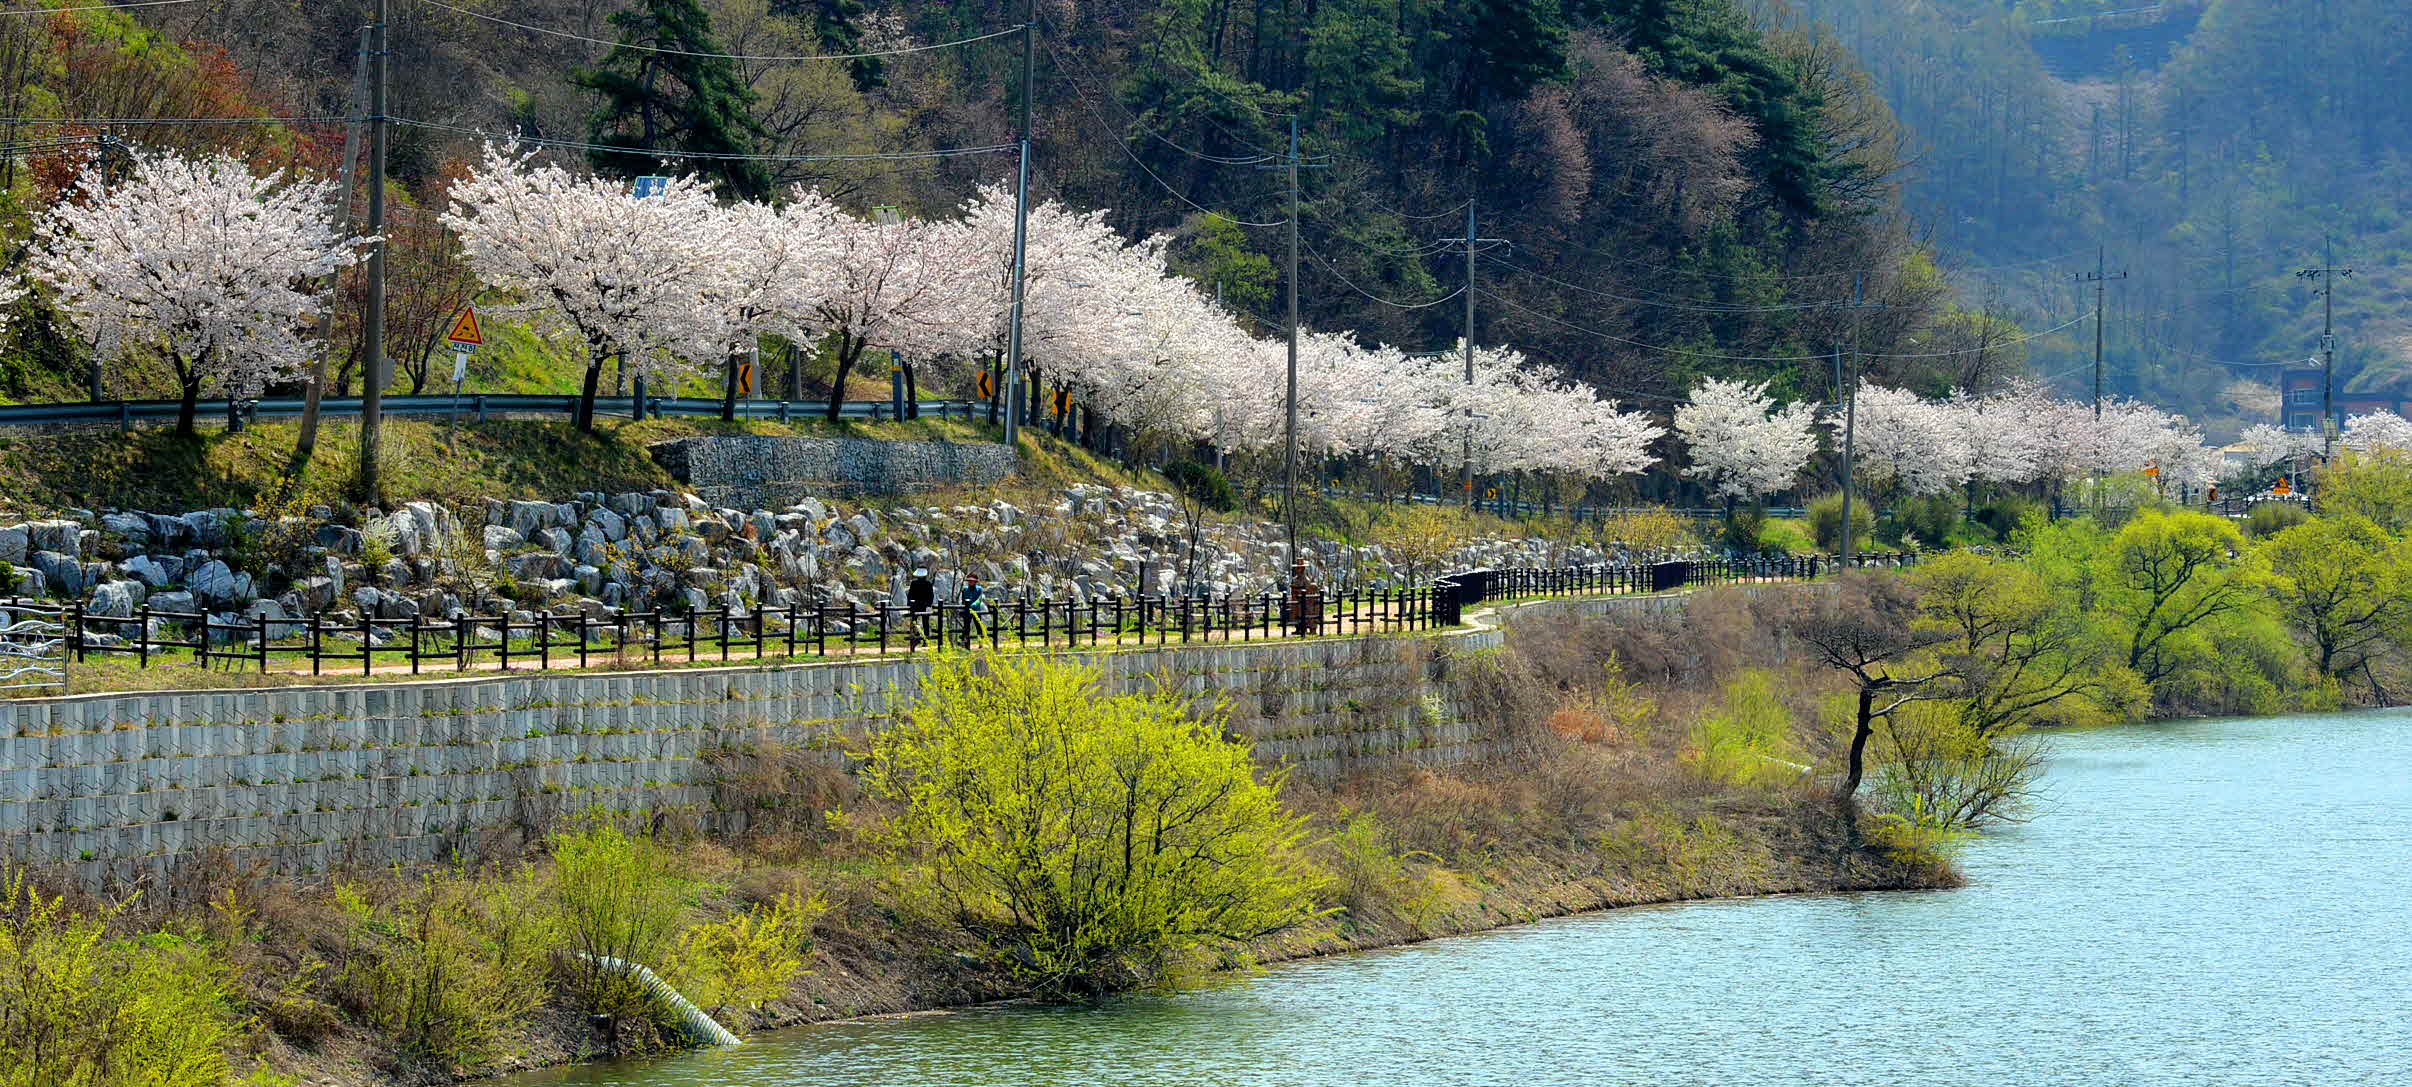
{"left": 550, "top": 823, "right": 690, "bottom": 1019}
{"left": 670, "top": 889, "right": 824, "bottom": 1023}
{"left": 335, "top": 870, "right": 553, "bottom": 1067}
{"left": 0, "top": 872, "right": 271, "bottom": 1087}
{"left": 1682, "top": 669, "right": 1805, "bottom": 787}
{"left": 1314, "top": 810, "right": 1444, "bottom": 929}
{"left": 863, "top": 651, "right": 1324, "bottom": 998}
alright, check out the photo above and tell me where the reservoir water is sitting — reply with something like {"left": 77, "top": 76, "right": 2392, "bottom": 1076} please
{"left": 504, "top": 711, "right": 2412, "bottom": 1086}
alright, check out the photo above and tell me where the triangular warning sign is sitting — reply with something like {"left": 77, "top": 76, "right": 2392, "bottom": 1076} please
{"left": 445, "top": 307, "right": 484, "bottom": 346}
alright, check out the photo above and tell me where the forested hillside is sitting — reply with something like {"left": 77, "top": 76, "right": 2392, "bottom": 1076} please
{"left": 0, "top": 0, "right": 2024, "bottom": 450}
{"left": 1777, "top": 0, "right": 2412, "bottom": 436}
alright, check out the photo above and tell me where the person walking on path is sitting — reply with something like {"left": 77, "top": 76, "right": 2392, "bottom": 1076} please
{"left": 959, "top": 574, "right": 987, "bottom": 647}
{"left": 906, "top": 567, "right": 936, "bottom": 649}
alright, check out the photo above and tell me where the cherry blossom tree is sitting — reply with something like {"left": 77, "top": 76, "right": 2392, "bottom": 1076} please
{"left": 443, "top": 145, "right": 741, "bottom": 431}
{"left": 711, "top": 196, "right": 842, "bottom": 414}
{"left": 30, "top": 147, "right": 368, "bottom": 434}
{"left": 1847, "top": 384, "right": 1975, "bottom": 498}
{"left": 788, "top": 194, "right": 995, "bottom": 421}
{"left": 2238, "top": 423, "right": 2323, "bottom": 467}
{"left": 1675, "top": 378, "right": 1819, "bottom": 503}
{"left": 2343, "top": 411, "right": 2412, "bottom": 453}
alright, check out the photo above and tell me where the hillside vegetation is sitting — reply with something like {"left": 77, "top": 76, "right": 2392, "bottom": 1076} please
{"left": 0, "top": 0, "right": 2026, "bottom": 504}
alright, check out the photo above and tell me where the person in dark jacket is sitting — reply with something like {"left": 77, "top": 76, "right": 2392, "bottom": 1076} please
{"left": 906, "top": 568, "right": 935, "bottom": 648}
{"left": 959, "top": 574, "right": 986, "bottom": 647}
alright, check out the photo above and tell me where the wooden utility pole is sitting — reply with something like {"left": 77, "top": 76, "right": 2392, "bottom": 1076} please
{"left": 2071, "top": 246, "right": 2127, "bottom": 419}
{"left": 1001, "top": 0, "right": 1036, "bottom": 448}
{"left": 2297, "top": 235, "right": 2353, "bottom": 460}
{"left": 357, "top": 0, "right": 390, "bottom": 499}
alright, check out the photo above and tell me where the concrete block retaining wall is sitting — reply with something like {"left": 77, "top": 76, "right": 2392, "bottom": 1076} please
{"left": 0, "top": 592, "right": 1693, "bottom": 884}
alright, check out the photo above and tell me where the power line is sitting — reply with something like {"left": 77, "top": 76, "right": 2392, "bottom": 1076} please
{"left": 415, "top": 0, "right": 1018, "bottom": 62}
{"left": 0, "top": 0, "right": 202, "bottom": 16}
{"left": 1482, "top": 287, "right": 2095, "bottom": 361}
{"left": 392, "top": 118, "right": 1014, "bottom": 163}
{"left": 1045, "top": 42, "right": 1271, "bottom": 167}
{"left": 0, "top": 115, "right": 349, "bottom": 125}
{"left": 1300, "top": 237, "right": 1464, "bottom": 310}
{"left": 1481, "top": 253, "right": 1852, "bottom": 314}
{"left": 1047, "top": 47, "right": 1287, "bottom": 228}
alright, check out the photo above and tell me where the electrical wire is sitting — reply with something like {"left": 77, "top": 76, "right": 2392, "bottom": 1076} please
{"left": 1045, "top": 37, "right": 1274, "bottom": 166}
{"left": 0, "top": 115, "right": 348, "bottom": 125}
{"left": 1481, "top": 287, "right": 2096, "bottom": 362}
{"left": 0, "top": 0, "right": 201, "bottom": 15}
{"left": 1481, "top": 253, "right": 1855, "bottom": 314}
{"left": 392, "top": 117, "right": 1014, "bottom": 163}
{"left": 1300, "top": 238, "right": 1465, "bottom": 310}
{"left": 416, "top": 0, "right": 1018, "bottom": 62}
{"left": 1045, "top": 47, "right": 1287, "bottom": 228}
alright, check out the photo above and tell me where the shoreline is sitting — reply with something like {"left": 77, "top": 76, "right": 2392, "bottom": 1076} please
{"left": 447, "top": 800, "right": 1940, "bottom": 1086}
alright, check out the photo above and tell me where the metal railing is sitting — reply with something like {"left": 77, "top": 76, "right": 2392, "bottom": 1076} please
{"left": 3, "top": 555, "right": 1910, "bottom": 687}
{"left": 0, "top": 395, "right": 986, "bottom": 429}
{"left": 0, "top": 602, "right": 68, "bottom": 694}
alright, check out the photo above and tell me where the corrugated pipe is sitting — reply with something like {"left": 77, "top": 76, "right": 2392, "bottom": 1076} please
{"left": 580, "top": 954, "right": 744, "bottom": 1047}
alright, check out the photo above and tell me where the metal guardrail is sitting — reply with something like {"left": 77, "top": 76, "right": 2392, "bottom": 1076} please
{"left": 0, "top": 396, "right": 988, "bottom": 428}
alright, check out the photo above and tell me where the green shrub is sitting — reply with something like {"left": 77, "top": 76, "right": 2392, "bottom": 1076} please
{"left": 1160, "top": 461, "right": 1236, "bottom": 513}
{"left": 1755, "top": 518, "right": 1816, "bottom": 555}
{"left": 550, "top": 823, "right": 689, "bottom": 1019}
{"left": 0, "top": 561, "right": 16, "bottom": 595}
{"left": 1682, "top": 669, "right": 1804, "bottom": 787}
{"left": 0, "top": 871, "right": 265, "bottom": 1087}
{"left": 2242, "top": 500, "right": 2310, "bottom": 538}
{"left": 863, "top": 652, "right": 1322, "bottom": 998}
{"left": 1886, "top": 494, "right": 1961, "bottom": 549}
{"left": 1972, "top": 495, "right": 2043, "bottom": 542}
{"left": 337, "top": 870, "right": 553, "bottom": 1067}
{"left": 1314, "top": 810, "right": 1442, "bottom": 928}
{"left": 670, "top": 889, "right": 823, "bottom": 1024}
{"left": 1720, "top": 505, "right": 1769, "bottom": 553}
{"left": 1805, "top": 492, "right": 1874, "bottom": 553}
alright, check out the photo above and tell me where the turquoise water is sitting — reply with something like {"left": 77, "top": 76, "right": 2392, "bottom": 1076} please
{"left": 502, "top": 711, "right": 2412, "bottom": 1086}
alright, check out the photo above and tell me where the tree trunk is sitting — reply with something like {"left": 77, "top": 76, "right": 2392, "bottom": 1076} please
{"left": 901, "top": 360, "right": 920, "bottom": 420}
{"left": 784, "top": 340, "right": 801, "bottom": 402}
{"left": 721, "top": 352, "right": 740, "bottom": 422}
{"left": 175, "top": 376, "right": 202, "bottom": 437}
{"left": 825, "top": 338, "right": 861, "bottom": 422}
{"left": 577, "top": 357, "right": 604, "bottom": 432}
{"left": 1840, "top": 685, "right": 1876, "bottom": 806}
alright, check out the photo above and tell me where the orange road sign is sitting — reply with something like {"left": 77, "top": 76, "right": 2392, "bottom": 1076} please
{"left": 735, "top": 360, "right": 754, "bottom": 397}
{"left": 2274, "top": 476, "right": 2294, "bottom": 496}
{"left": 977, "top": 370, "right": 997, "bottom": 399}
{"left": 445, "top": 306, "right": 484, "bottom": 348}
{"left": 1052, "top": 388, "right": 1071, "bottom": 417}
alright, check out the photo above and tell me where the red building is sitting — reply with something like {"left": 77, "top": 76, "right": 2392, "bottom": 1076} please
{"left": 2278, "top": 366, "right": 2410, "bottom": 430}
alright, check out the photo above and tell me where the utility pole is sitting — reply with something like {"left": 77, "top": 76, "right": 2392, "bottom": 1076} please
{"left": 1434, "top": 202, "right": 1506, "bottom": 509}
{"left": 2070, "top": 246, "right": 2127, "bottom": 419}
{"left": 1254, "top": 118, "right": 1324, "bottom": 574}
{"left": 1836, "top": 274, "right": 1878, "bottom": 569}
{"left": 2298, "top": 235, "right": 2353, "bottom": 460}
{"left": 1463, "top": 201, "right": 1475, "bottom": 509}
{"left": 297, "top": 22, "right": 372, "bottom": 464}
{"left": 358, "top": 0, "right": 390, "bottom": 500}
{"left": 1000, "top": 0, "right": 1036, "bottom": 449}
{"left": 1283, "top": 115, "right": 1300, "bottom": 571}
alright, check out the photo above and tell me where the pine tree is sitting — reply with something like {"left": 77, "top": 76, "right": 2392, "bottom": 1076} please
{"left": 770, "top": 0, "right": 885, "bottom": 92}
{"left": 572, "top": 0, "right": 774, "bottom": 200}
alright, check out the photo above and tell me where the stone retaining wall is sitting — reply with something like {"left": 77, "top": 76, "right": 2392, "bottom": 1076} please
{"left": 650, "top": 435, "right": 1017, "bottom": 508}
{"left": 0, "top": 592, "right": 1706, "bottom": 885}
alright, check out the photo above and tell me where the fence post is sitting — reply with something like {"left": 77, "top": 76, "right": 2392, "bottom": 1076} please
{"left": 254, "top": 613, "right": 268, "bottom": 673}
{"left": 360, "top": 612, "right": 373, "bottom": 676}
{"left": 136, "top": 603, "right": 151, "bottom": 668}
